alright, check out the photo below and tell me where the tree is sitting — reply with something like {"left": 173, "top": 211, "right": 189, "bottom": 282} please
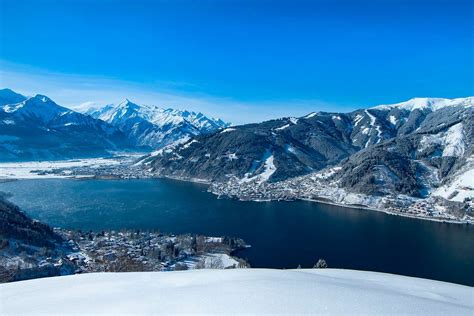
{"left": 191, "top": 235, "right": 197, "bottom": 253}
{"left": 314, "top": 259, "right": 327, "bottom": 269}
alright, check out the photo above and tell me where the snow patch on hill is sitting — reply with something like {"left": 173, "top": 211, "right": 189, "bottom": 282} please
{"left": 220, "top": 127, "right": 236, "bottom": 133}
{"left": 275, "top": 123, "right": 290, "bottom": 130}
{"left": 433, "top": 157, "right": 474, "bottom": 202}
{"left": 240, "top": 151, "right": 276, "bottom": 184}
{"left": 418, "top": 123, "right": 466, "bottom": 157}
{"left": 443, "top": 123, "right": 466, "bottom": 157}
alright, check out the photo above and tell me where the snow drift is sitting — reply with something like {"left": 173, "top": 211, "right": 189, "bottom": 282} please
{"left": 1, "top": 269, "right": 472, "bottom": 315}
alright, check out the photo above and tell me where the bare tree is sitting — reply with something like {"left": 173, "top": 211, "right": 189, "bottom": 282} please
{"left": 207, "top": 256, "right": 224, "bottom": 269}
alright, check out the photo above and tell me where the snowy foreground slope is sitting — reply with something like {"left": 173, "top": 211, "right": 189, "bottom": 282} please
{"left": 1, "top": 269, "right": 472, "bottom": 315}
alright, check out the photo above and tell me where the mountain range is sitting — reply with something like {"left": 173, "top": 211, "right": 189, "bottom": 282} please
{"left": 0, "top": 89, "right": 228, "bottom": 161}
{"left": 87, "top": 99, "right": 229, "bottom": 148}
{"left": 143, "top": 97, "right": 472, "bottom": 181}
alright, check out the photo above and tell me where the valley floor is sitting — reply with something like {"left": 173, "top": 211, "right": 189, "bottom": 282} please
{"left": 0, "top": 154, "right": 144, "bottom": 180}
{"left": 0, "top": 269, "right": 472, "bottom": 315}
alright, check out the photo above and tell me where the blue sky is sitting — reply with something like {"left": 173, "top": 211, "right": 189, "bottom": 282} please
{"left": 0, "top": 0, "right": 472, "bottom": 124}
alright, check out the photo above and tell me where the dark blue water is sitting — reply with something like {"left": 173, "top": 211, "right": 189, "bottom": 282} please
{"left": 0, "top": 178, "right": 472, "bottom": 286}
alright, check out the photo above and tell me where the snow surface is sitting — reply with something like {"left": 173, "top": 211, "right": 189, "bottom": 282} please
{"left": 443, "top": 123, "right": 466, "bottom": 157}
{"left": 304, "top": 112, "right": 317, "bottom": 119}
{"left": 1, "top": 269, "right": 471, "bottom": 315}
{"left": 146, "top": 137, "right": 191, "bottom": 159}
{"left": 364, "top": 110, "right": 382, "bottom": 145}
{"left": 2, "top": 119, "right": 15, "bottom": 125}
{"left": 220, "top": 127, "right": 236, "bottom": 133}
{"left": 353, "top": 114, "right": 364, "bottom": 127}
{"left": 373, "top": 97, "right": 474, "bottom": 111}
{"left": 240, "top": 151, "right": 276, "bottom": 184}
{"left": 389, "top": 115, "right": 398, "bottom": 125}
{"left": 275, "top": 123, "right": 290, "bottom": 130}
{"left": 285, "top": 144, "right": 298, "bottom": 155}
{"left": 258, "top": 154, "right": 276, "bottom": 182}
{"left": 418, "top": 123, "right": 466, "bottom": 157}
{"left": 182, "top": 253, "right": 241, "bottom": 269}
{"left": 0, "top": 156, "right": 138, "bottom": 179}
{"left": 289, "top": 117, "right": 299, "bottom": 124}
{"left": 433, "top": 157, "right": 474, "bottom": 202}
{"left": 311, "top": 166, "right": 342, "bottom": 180}
{"left": 227, "top": 153, "right": 238, "bottom": 160}
{"left": 181, "top": 139, "right": 198, "bottom": 149}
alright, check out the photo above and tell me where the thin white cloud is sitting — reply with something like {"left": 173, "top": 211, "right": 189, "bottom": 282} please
{"left": 0, "top": 61, "right": 351, "bottom": 125}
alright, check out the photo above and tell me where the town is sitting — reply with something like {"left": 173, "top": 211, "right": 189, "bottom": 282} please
{"left": 210, "top": 175, "right": 473, "bottom": 224}
{"left": 60, "top": 229, "right": 249, "bottom": 273}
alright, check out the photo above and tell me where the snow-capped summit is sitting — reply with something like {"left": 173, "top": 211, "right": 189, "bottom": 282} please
{"left": 89, "top": 99, "right": 142, "bottom": 124}
{"left": 88, "top": 100, "right": 230, "bottom": 148}
{"left": 2, "top": 94, "right": 72, "bottom": 123}
{"left": 373, "top": 97, "right": 474, "bottom": 111}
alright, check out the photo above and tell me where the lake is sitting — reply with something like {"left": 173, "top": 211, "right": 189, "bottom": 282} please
{"left": 0, "top": 178, "right": 472, "bottom": 286}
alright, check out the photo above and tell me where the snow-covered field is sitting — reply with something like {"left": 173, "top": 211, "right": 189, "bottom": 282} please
{"left": 1, "top": 269, "right": 472, "bottom": 315}
{"left": 0, "top": 154, "right": 141, "bottom": 179}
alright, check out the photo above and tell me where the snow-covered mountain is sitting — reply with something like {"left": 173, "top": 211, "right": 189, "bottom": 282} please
{"left": 141, "top": 96, "right": 473, "bottom": 220}
{"left": 143, "top": 96, "right": 472, "bottom": 181}
{"left": 2, "top": 269, "right": 471, "bottom": 314}
{"left": 87, "top": 100, "right": 230, "bottom": 148}
{"left": 0, "top": 89, "right": 133, "bottom": 161}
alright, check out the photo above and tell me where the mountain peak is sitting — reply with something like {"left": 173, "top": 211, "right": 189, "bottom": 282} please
{"left": 0, "top": 88, "right": 21, "bottom": 96}
{"left": 117, "top": 98, "right": 138, "bottom": 107}
{"left": 33, "top": 94, "right": 54, "bottom": 103}
{"left": 1, "top": 94, "right": 70, "bottom": 121}
{"left": 0, "top": 88, "right": 27, "bottom": 106}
